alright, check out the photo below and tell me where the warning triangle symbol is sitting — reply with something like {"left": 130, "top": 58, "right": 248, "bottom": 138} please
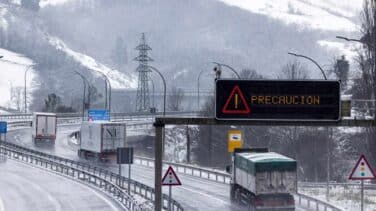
{"left": 349, "top": 155, "right": 376, "bottom": 180}
{"left": 222, "top": 85, "right": 251, "bottom": 114}
{"left": 162, "top": 166, "right": 182, "bottom": 186}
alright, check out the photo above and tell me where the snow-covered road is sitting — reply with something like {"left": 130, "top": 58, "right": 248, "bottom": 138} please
{"left": 7, "top": 125, "right": 307, "bottom": 211}
{"left": 0, "top": 159, "right": 122, "bottom": 211}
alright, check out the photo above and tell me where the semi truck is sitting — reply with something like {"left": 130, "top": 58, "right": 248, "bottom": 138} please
{"left": 32, "top": 112, "right": 57, "bottom": 145}
{"left": 228, "top": 148, "right": 297, "bottom": 210}
{"left": 78, "top": 121, "right": 126, "bottom": 161}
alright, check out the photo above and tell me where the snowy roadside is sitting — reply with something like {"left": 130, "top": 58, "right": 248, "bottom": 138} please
{"left": 300, "top": 185, "right": 376, "bottom": 211}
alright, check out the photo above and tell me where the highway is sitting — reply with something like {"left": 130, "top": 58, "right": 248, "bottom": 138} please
{"left": 0, "top": 157, "right": 122, "bottom": 211}
{"left": 7, "top": 125, "right": 307, "bottom": 211}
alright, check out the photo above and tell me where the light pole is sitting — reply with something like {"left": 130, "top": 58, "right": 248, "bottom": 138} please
{"left": 146, "top": 65, "right": 166, "bottom": 211}
{"left": 149, "top": 76, "right": 155, "bottom": 108}
{"left": 212, "top": 62, "right": 241, "bottom": 79}
{"left": 24, "top": 65, "right": 34, "bottom": 113}
{"left": 288, "top": 51, "right": 330, "bottom": 201}
{"left": 287, "top": 52, "right": 327, "bottom": 80}
{"left": 146, "top": 65, "right": 166, "bottom": 116}
{"left": 336, "top": 35, "right": 376, "bottom": 120}
{"left": 96, "top": 71, "right": 112, "bottom": 114}
{"left": 73, "top": 71, "right": 90, "bottom": 121}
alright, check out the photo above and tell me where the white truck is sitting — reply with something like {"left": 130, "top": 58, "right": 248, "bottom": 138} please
{"left": 228, "top": 148, "right": 297, "bottom": 210}
{"left": 32, "top": 112, "right": 57, "bottom": 145}
{"left": 78, "top": 121, "right": 126, "bottom": 161}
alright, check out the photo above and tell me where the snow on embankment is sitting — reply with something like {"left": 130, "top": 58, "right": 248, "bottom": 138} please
{"left": 0, "top": 48, "right": 35, "bottom": 111}
{"left": 39, "top": 0, "right": 72, "bottom": 8}
{"left": 218, "top": 0, "right": 361, "bottom": 32}
{"left": 46, "top": 35, "right": 137, "bottom": 89}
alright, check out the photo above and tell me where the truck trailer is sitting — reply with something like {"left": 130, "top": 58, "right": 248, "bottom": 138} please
{"left": 228, "top": 148, "right": 297, "bottom": 211}
{"left": 78, "top": 121, "right": 126, "bottom": 161}
{"left": 32, "top": 112, "right": 57, "bottom": 145}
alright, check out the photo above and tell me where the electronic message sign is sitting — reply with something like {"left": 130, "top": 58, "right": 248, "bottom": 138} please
{"left": 215, "top": 80, "right": 340, "bottom": 121}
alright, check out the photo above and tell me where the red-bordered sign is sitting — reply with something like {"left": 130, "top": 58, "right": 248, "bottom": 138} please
{"left": 222, "top": 85, "right": 251, "bottom": 114}
{"left": 349, "top": 155, "right": 376, "bottom": 180}
{"left": 162, "top": 166, "right": 182, "bottom": 186}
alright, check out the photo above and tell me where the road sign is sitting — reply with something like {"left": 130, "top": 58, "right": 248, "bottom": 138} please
{"left": 0, "top": 121, "right": 7, "bottom": 134}
{"left": 88, "top": 109, "right": 110, "bottom": 121}
{"left": 117, "top": 147, "right": 134, "bottom": 164}
{"left": 215, "top": 79, "right": 341, "bottom": 121}
{"left": 349, "top": 155, "right": 376, "bottom": 180}
{"left": 162, "top": 166, "right": 182, "bottom": 186}
{"left": 228, "top": 130, "right": 243, "bottom": 152}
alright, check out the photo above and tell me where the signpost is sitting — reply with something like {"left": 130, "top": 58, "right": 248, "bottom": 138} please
{"left": 117, "top": 147, "right": 134, "bottom": 192}
{"left": 88, "top": 109, "right": 110, "bottom": 121}
{"left": 228, "top": 130, "right": 243, "bottom": 152}
{"left": 162, "top": 166, "right": 182, "bottom": 211}
{"left": 215, "top": 79, "right": 341, "bottom": 121}
{"left": 349, "top": 155, "right": 376, "bottom": 211}
{"left": 0, "top": 121, "right": 7, "bottom": 141}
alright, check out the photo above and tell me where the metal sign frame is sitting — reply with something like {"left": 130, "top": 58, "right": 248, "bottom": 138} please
{"left": 215, "top": 79, "right": 341, "bottom": 121}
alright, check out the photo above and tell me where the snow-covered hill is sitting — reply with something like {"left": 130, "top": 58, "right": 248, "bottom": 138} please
{"left": 45, "top": 34, "right": 137, "bottom": 89}
{"left": 0, "top": 48, "right": 35, "bottom": 112}
{"left": 219, "top": 0, "right": 362, "bottom": 32}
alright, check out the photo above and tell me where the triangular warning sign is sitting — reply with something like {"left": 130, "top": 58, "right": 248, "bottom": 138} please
{"left": 162, "top": 166, "right": 182, "bottom": 186}
{"left": 222, "top": 85, "right": 251, "bottom": 114}
{"left": 349, "top": 155, "right": 376, "bottom": 180}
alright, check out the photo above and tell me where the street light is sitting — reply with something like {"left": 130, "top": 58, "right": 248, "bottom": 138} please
{"left": 95, "top": 71, "right": 112, "bottom": 114}
{"left": 212, "top": 62, "right": 241, "bottom": 79}
{"left": 287, "top": 52, "right": 327, "bottom": 80}
{"left": 24, "top": 65, "right": 34, "bottom": 113}
{"left": 288, "top": 51, "right": 331, "bottom": 201}
{"left": 149, "top": 76, "right": 155, "bottom": 108}
{"left": 146, "top": 65, "right": 166, "bottom": 116}
{"left": 73, "top": 71, "right": 90, "bottom": 121}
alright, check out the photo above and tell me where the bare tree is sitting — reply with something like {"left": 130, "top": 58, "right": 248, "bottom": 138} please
{"left": 350, "top": 0, "right": 376, "bottom": 169}
{"left": 239, "top": 68, "right": 263, "bottom": 79}
{"left": 278, "top": 60, "right": 309, "bottom": 79}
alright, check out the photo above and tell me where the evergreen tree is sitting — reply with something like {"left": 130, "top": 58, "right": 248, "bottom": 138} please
{"left": 21, "top": 0, "right": 40, "bottom": 12}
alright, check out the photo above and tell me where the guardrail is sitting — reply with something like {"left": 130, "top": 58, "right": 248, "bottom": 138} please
{"left": 0, "top": 142, "right": 144, "bottom": 211}
{"left": 299, "top": 181, "right": 376, "bottom": 189}
{"left": 0, "top": 111, "right": 199, "bottom": 121}
{"left": 295, "top": 193, "right": 343, "bottom": 211}
{"left": 134, "top": 156, "right": 231, "bottom": 184}
{"left": 0, "top": 139, "right": 184, "bottom": 211}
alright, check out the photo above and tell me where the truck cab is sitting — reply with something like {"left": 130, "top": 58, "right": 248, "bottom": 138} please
{"left": 229, "top": 148, "right": 296, "bottom": 211}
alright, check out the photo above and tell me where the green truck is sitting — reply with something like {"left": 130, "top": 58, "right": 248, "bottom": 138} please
{"left": 228, "top": 148, "right": 297, "bottom": 210}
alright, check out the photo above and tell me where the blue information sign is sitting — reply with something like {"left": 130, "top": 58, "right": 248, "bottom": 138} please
{"left": 88, "top": 109, "right": 110, "bottom": 121}
{"left": 0, "top": 121, "right": 7, "bottom": 134}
